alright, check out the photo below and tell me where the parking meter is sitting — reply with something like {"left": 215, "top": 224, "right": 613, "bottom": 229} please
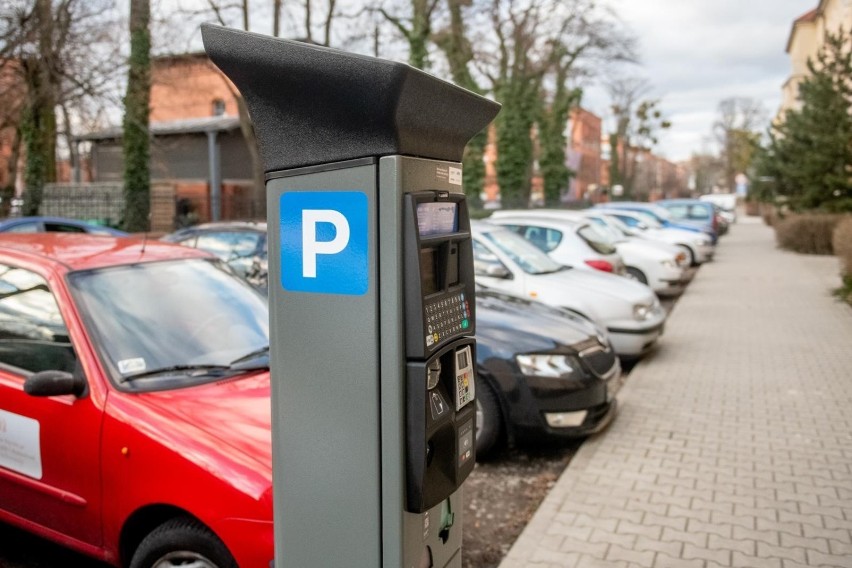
{"left": 202, "top": 25, "right": 499, "bottom": 568}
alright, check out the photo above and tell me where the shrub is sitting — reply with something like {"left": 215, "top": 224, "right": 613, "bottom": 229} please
{"left": 834, "top": 216, "right": 852, "bottom": 278}
{"left": 775, "top": 213, "right": 845, "bottom": 255}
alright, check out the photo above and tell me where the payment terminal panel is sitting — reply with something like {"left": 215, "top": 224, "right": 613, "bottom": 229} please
{"left": 403, "top": 191, "right": 476, "bottom": 360}
{"left": 405, "top": 338, "right": 476, "bottom": 513}
{"left": 403, "top": 189, "right": 477, "bottom": 514}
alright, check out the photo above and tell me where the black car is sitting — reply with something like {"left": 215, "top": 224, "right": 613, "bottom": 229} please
{"left": 474, "top": 286, "right": 620, "bottom": 457}
{"left": 162, "top": 222, "right": 268, "bottom": 290}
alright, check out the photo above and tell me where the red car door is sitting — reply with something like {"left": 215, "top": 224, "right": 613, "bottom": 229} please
{"left": 0, "top": 262, "right": 104, "bottom": 553}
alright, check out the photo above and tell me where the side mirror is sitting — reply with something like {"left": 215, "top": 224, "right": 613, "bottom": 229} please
{"left": 476, "top": 263, "right": 511, "bottom": 279}
{"left": 24, "top": 370, "right": 86, "bottom": 398}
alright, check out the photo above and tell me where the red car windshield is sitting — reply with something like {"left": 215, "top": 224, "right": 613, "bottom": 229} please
{"left": 68, "top": 258, "right": 269, "bottom": 391}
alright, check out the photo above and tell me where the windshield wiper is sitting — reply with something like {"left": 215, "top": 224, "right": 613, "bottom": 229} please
{"left": 122, "top": 364, "right": 231, "bottom": 382}
{"left": 121, "top": 347, "right": 271, "bottom": 382}
{"left": 229, "top": 345, "right": 270, "bottom": 370}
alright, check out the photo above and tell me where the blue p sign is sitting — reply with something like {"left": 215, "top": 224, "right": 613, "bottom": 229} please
{"left": 280, "top": 191, "right": 369, "bottom": 295}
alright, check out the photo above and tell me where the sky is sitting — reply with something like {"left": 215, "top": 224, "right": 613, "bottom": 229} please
{"left": 583, "top": 0, "right": 816, "bottom": 162}
{"left": 155, "top": 0, "right": 815, "bottom": 164}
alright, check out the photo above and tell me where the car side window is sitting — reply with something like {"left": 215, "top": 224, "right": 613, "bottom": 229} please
{"left": 688, "top": 205, "right": 711, "bottom": 220}
{"left": 195, "top": 232, "right": 261, "bottom": 261}
{"left": 665, "top": 204, "right": 688, "bottom": 219}
{"left": 617, "top": 215, "right": 638, "bottom": 227}
{"left": 45, "top": 223, "right": 87, "bottom": 233}
{"left": 5, "top": 222, "right": 39, "bottom": 233}
{"left": 0, "top": 264, "right": 77, "bottom": 374}
{"left": 513, "top": 225, "right": 561, "bottom": 252}
{"left": 472, "top": 239, "right": 510, "bottom": 277}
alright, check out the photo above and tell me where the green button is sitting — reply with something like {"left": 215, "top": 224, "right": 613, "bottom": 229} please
{"left": 461, "top": 319, "right": 469, "bottom": 329}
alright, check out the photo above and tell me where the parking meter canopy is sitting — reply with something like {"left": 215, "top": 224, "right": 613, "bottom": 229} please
{"left": 201, "top": 24, "right": 500, "bottom": 172}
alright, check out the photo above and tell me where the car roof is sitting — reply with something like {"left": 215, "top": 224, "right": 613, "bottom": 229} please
{"left": 488, "top": 213, "right": 584, "bottom": 228}
{"left": 0, "top": 216, "right": 129, "bottom": 235}
{"left": 658, "top": 199, "right": 709, "bottom": 205}
{"left": 0, "top": 233, "right": 212, "bottom": 272}
{"left": 470, "top": 220, "right": 507, "bottom": 234}
{"left": 186, "top": 221, "right": 267, "bottom": 231}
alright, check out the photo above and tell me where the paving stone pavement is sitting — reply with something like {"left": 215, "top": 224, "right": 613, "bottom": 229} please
{"left": 499, "top": 217, "right": 852, "bottom": 568}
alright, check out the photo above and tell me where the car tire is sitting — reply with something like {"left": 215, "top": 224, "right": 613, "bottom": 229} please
{"left": 625, "top": 266, "right": 648, "bottom": 284}
{"left": 475, "top": 380, "right": 503, "bottom": 460}
{"left": 130, "top": 517, "right": 238, "bottom": 568}
{"left": 678, "top": 245, "right": 696, "bottom": 267}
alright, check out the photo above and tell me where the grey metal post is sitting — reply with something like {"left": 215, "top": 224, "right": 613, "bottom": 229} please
{"left": 206, "top": 129, "right": 221, "bottom": 221}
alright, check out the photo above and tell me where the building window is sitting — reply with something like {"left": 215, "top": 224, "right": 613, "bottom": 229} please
{"left": 212, "top": 98, "right": 226, "bottom": 116}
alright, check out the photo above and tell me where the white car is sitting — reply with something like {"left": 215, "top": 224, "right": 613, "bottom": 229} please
{"left": 488, "top": 211, "right": 626, "bottom": 276}
{"left": 699, "top": 193, "right": 737, "bottom": 224}
{"left": 472, "top": 222, "right": 666, "bottom": 358}
{"left": 490, "top": 210, "right": 689, "bottom": 295}
{"left": 598, "top": 209, "right": 714, "bottom": 266}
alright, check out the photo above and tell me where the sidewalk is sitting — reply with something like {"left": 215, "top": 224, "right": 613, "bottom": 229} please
{"left": 500, "top": 217, "right": 852, "bottom": 568}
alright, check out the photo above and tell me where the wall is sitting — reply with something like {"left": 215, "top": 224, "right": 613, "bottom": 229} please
{"left": 150, "top": 54, "right": 239, "bottom": 122}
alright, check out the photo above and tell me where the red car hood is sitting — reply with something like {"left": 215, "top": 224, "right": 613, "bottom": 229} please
{"left": 123, "top": 372, "right": 272, "bottom": 476}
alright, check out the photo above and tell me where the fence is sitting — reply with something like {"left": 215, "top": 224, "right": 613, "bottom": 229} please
{"left": 9, "top": 182, "right": 265, "bottom": 234}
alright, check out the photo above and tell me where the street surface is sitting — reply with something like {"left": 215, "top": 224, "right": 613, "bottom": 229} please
{"left": 501, "top": 217, "right": 852, "bottom": 567}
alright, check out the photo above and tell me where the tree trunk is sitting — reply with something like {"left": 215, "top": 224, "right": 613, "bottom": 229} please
{"left": 122, "top": 0, "right": 152, "bottom": 232}
{"left": 437, "top": 0, "right": 487, "bottom": 205}
{"left": 236, "top": 95, "right": 267, "bottom": 217}
{"left": 21, "top": 55, "right": 56, "bottom": 216}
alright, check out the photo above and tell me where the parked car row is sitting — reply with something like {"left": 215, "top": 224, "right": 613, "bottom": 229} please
{"left": 0, "top": 199, "right": 724, "bottom": 566}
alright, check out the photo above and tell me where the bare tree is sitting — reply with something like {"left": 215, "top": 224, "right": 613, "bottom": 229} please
{"left": 196, "top": 0, "right": 266, "bottom": 215}
{"left": 0, "top": 0, "right": 122, "bottom": 213}
{"left": 713, "top": 97, "right": 766, "bottom": 191}
{"left": 373, "top": 0, "right": 441, "bottom": 69}
{"left": 606, "top": 76, "right": 670, "bottom": 197}
{"left": 469, "top": 0, "right": 635, "bottom": 207}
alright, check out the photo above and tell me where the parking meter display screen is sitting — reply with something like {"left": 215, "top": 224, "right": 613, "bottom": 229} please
{"left": 421, "top": 248, "right": 437, "bottom": 295}
{"left": 417, "top": 202, "right": 458, "bottom": 237}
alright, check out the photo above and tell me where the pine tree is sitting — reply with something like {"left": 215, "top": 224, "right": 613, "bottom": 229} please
{"left": 769, "top": 28, "right": 852, "bottom": 212}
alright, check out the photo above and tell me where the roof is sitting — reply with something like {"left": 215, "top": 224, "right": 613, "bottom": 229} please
{"left": 0, "top": 234, "right": 211, "bottom": 271}
{"left": 75, "top": 115, "right": 241, "bottom": 142}
{"left": 786, "top": 7, "right": 820, "bottom": 53}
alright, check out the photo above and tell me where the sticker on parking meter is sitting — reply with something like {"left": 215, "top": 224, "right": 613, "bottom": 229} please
{"left": 280, "top": 191, "right": 369, "bottom": 295}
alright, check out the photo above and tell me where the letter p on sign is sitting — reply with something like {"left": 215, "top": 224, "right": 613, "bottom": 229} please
{"left": 280, "top": 191, "right": 369, "bottom": 295}
{"left": 302, "top": 209, "right": 350, "bottom": 278}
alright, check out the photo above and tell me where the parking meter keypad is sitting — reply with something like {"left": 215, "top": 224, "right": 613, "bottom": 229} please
{"left": 424, "top": 291, "right": 470, "bottom": 348}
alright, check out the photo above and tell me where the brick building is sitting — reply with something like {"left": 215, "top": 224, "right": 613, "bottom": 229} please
{"left": 80, "top": 53, "right": 257, "bottom": 225}
{"left": 0, "top": 61, "right": 25, "bottom": 193}
{"left": 481, "top": 106, "right": 603, "bottom": 207}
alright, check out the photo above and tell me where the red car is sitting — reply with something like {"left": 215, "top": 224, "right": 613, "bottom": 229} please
{"left": 0, "top": 234, "right": 273, "bottom": 567}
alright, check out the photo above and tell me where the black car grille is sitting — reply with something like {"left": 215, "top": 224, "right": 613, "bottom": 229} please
{"left": 577, "top": 343, "right": 617, "bottom": 379}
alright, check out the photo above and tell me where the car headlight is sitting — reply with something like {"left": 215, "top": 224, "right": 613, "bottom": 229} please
{"left": 516, "top": 354, "right": 578, "bottom": 378}
{"left": 633, "top": 304, "right": 653, "bottom": 320}
{"left": 660, "top": 259, "right": 675, "bottom": 268}
{"left": 693, "top": 238, "right": 709, "bottom": 246}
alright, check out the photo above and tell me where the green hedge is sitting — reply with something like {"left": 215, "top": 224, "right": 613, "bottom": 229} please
{"left": 834, "top": 217, "right": 852, "bottom": 305}
{"left": 775, "top": 214, "right": 845, "bottom": 255}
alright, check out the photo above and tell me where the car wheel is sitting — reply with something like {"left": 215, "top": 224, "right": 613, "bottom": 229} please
{"left": 625, "top": 266, "right": 648, "bottom": 284}
{"left": 130, "top": 517, "right": 238, "bottom": 568}
{"left": 677, "top": 245, "right": 696, "bottom": 267}
{"left": 475, "top": 381, "right": 503, "bottom": 460}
